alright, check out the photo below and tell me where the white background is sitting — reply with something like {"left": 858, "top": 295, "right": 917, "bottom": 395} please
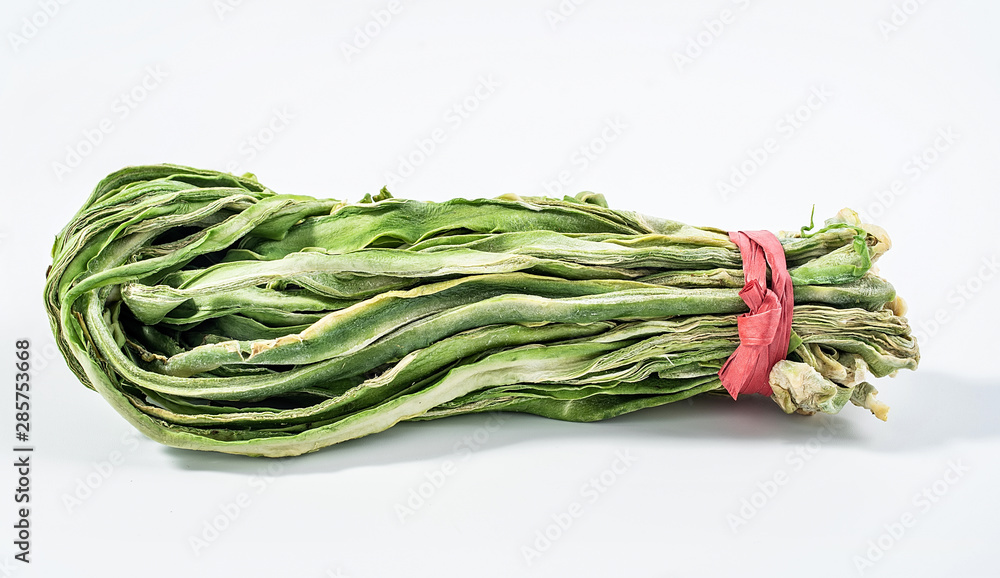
{"left": 1, "top": 1, "right": 999, "bottom": 576}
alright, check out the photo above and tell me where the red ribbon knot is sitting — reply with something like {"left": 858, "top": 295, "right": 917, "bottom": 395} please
{"left": 718, "top": 230, "right": 794, "bottom": 399}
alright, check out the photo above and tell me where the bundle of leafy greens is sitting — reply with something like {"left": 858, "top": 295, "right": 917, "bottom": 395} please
{"left": 44, "top": 165, "right": 919, "bottom": 456}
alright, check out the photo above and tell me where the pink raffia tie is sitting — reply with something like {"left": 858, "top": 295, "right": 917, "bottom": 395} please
{"left": 718, "top": 230, "right": 794, "bottom": 400}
